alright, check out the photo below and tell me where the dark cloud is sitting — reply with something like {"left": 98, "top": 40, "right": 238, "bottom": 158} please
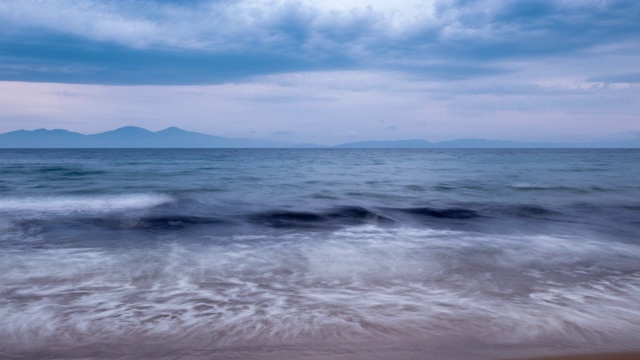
{"left": 431, "top": 1, "right": 640, "bottom": 60}
{"left": 0, "top": 33, "right": 355, "bottom": 85}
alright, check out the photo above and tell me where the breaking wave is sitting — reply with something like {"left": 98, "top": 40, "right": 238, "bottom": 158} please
{"left": 1, "top": 225, "right": 639, "bottom": 350}
{"left": 0, "top": 194, "right": 174, "bottom": 214}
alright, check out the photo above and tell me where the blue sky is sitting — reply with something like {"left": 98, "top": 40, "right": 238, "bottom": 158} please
{"left": 1, "top": 0, "right": 639, "bottom": 144}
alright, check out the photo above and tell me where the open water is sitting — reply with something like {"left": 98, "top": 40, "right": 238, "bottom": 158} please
{"left": 1, "top": 149, "right": 639, "bottom": 359}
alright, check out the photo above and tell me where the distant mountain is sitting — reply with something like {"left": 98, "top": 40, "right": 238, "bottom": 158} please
{"left": 588, "top": 138, "right": 640, "bottom": 148}
{"left": 335, "top": 137, "right": 640, "bottom": 148}
{"left": 0, "top": 126, "right": 317, "bottom": 148}
{"left": 1, "top": 127, "right": 639, "bottom": 148}
{"left": 333, "top": 138, "right": 555, "bottom": 148}
{"left": 0, "top": 129, "right": 88, "bottom": 147}
{"left": 433, "top": 138, "right": 557, "bottom": 148}
{"left": 87, "top": 126, "right": 295, "bottom": 148}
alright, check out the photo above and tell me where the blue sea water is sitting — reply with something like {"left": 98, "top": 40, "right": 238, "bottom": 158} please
{"left": 1, "top": 148, "right": 639, "bottom": 359}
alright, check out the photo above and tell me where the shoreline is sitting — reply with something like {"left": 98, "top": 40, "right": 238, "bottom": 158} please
{"left": 4, "top": 351, "right": 640, "bottom": 360}
{"left": 3, "top": 341, "right": 639, "bottom": 360}
{"left": 520, "top": 352, "right": 640, "bottom": 360}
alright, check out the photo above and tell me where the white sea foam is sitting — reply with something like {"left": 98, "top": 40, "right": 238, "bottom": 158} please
{"left": 1, "top": 226, "right": 640, "bottom": 350}
{"left": 0, "top": 194, "right": 173, "bottom": 215}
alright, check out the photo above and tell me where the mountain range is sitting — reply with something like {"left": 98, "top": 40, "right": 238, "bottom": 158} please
{"left": 0, "top": 127, "right": 300, "bottom": 148}
{"left": 0, "top": 126, "right": 638, "bottom": 148}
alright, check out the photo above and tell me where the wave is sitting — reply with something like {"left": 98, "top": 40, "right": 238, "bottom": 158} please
{"left": 1, "top": 197, "right": 633, "bottom": 240}
{"left": 246, "top": 206, "right": 480, "bottom": 229}
{"left": 0, "top": 194, "right": 173, "bottom": 214}
{"left": 135, "top": 215, "right": 229, "bottom": 230}
{"left": 247, "top": 206, "right": 393, "bottom": 229}
{"left": 2, "top": 226, "right": 640, "bottom": 351}
{"left": 509, "top": 183, "right": 607, "bottom": 193}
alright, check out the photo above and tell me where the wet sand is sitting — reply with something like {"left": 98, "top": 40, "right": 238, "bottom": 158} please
{"left": 4, "top": 350, "right": 640, "bottom": 359}
{"left": 3, "top": 341, "right": 639, "bottom": 360}
{"left": 521, "top": 352, "right": 640, "bottom": 360}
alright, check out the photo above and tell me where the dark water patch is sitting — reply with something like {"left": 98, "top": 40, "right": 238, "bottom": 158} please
{"left": 91, "top": 213, "right": 231, "bottom": 231}
{"left": 451, "top": 181, "right": 491, "bottom": 190}
{"left": 0, "top": 219, "right": 48, "bottom": 244}
{"left": 238, "top": 176, "right": 263, "bottom": 182}
{"left": 166, "top": 187, "right": 228, "bottom": 196}
{"left": 277, "top": 183, "right": 304, "bottom": 189}
{"left": 0, "top": 166, "right": 30, "bottom": 175}
{"left": 248, "top": 207, "right": 393, "bottom": 229}
{"left": 433, "top": 185, "right": 454, "bottom": 192}
{"left": 620, "top": 204, "right": 640, "bottom": 211}
{"left": 394, "top": 207, "right": 479, "bottom": 220}
{"left": 344, "top": 191, "right": 399, "bottom": 200}
{"left": 404, "top": 185, "right": 426, "bottom": 192}
{"left": 28, "top": 183, "right": 56, "bottom": 189}
{"left": 325, "top": 206, "right": 394, "bottom": 224}
{"left": 136, "top": 216, "right": 230, "bottom": 230}
{"left": 309, "top": 192, "right": 338, "bottom": 200}
{"left": 61, "top": 170, "right": 106, "bottom": 177}
{"left": 511, "top": 184, "right": 589, "bottom": 193}
{"left": 33, "top": 167, "right": 107, "bottom": 180}
{"left": 60, "top": 217, "right": 126, "bottom": 230}
{"left": 590, "top": 186, "right": 614, "bottom": 192}
{"left": 562, "top": 166, "right": 612, "bottom": 173}
{"left": 5, "top": 217, "right": 142, "bottom": 243}
{"left": 509, "top": 205, "right": 561, "bottom": 218}
{"left": 4, "top": 215, "right": 234, "bottom": 248}
{"left": 36, "top": 166, "right": 76, "bottom": 174}
{"left": 248, "top": 210, "right": 326, "bottom": 228}
{"left": 431, "top": 181, "right": 493, "bottom": 194}
{"left": 16, "top": 213, "right": 231, "bottom": 234}
{"left": 568, "top": 203, "right": 640, "bottom": 222}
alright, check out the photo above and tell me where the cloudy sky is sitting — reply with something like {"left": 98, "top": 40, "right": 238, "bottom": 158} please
{"left": 1, "top": 0, "right": 639, "bottom": 144}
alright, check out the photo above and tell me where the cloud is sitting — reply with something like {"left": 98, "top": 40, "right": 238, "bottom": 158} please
{"left": 588, "top": 73, "right": 640, "bottom": 84}
{"left": 0, "top": 0, "right": 638, "bottom": 84}
{"left": 2, "top": 69, "right": 637, "bottom": 143}
{"left": 1, "top": 1, "right": 640, "bottom": 144}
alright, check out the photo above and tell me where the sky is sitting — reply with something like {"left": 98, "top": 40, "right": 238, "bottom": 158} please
{"left": 0, "top": 0, "right": 639, "bottom": 145}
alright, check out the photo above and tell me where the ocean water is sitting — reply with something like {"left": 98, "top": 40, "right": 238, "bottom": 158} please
{"left": 1, "top": 148, "right": 639, "bottom": 359}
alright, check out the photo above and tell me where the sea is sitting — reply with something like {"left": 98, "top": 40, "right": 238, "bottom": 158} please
{"left": 1, "top": 148, "right": 639, "bottom": 359}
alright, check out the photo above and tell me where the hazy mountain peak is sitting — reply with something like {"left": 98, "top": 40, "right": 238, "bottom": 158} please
{"left": 110, "top": 126, "right": 153, "bottom": 133}
{"left": 157, "top": 127, "right": 187, "bottom": 133}
{"left": 30, "top": 128, "right": 75, "bottom": 133}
